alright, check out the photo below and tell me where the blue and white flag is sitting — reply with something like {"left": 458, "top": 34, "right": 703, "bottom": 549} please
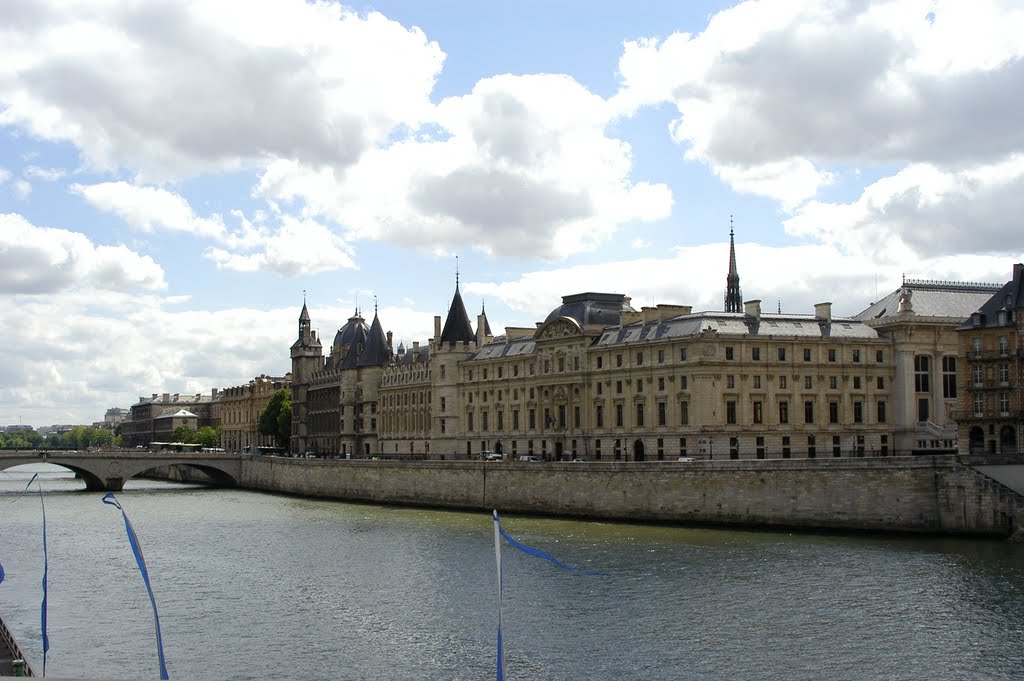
{"left": 103, "top": 493, "right": 170, "bottom": 680}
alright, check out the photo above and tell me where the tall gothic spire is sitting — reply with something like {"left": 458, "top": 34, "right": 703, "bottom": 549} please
{"left": 724, "top": 217, "right": 743, "bottom": 312}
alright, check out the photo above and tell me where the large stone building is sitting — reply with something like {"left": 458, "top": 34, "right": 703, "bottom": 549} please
{"left": 220, "top": 374, "right": 291, "bottom": 453}
{"left": 956, "top": 263, "right": 1024, "bottom": 455}
{"left": 122, "top": 391, "right": 218, "bottom": 447}
{"left": 288, "top": 236, "right": 1010, "bottom": 460}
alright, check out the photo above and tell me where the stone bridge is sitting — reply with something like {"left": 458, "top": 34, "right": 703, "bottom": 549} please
{"left": 0, "top": 450, "right": 242, "bottom": 491}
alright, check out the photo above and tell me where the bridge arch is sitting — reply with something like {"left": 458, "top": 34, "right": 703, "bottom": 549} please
{"left": 0, "top": 452, "right": 241, "bottom": 492}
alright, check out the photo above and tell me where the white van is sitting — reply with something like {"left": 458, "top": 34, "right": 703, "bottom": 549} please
{"left": 518, "top": 455, "right": 539, "bottom": 462}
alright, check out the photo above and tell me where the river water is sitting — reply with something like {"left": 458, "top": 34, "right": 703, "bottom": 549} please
{"left": 1, "top": 464, "right": 1023, "bottom": 681}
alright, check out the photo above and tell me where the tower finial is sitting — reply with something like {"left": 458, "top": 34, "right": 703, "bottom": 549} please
{"left": 724, "top": 217, "right": 742, "bottom": 312}
{"left": 374, "top": 295, "right": 378, "bottom": 314}
{"left": 456, "top": 254, "right": 460, "bottom": 287}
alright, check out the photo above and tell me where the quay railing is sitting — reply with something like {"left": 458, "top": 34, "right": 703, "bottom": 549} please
{"left": 0, "top": 611, "right": 34, "bottom": 677}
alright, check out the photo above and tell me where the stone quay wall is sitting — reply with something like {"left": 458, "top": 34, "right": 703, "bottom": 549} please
{"left": 228, "top": 455, "right": 1022, "bottom": 537}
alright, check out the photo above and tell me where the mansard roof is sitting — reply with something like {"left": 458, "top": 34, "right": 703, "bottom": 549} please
{"left": 333, "top": 310, "right": 370, "bottom": 349}
{"left": 470, "top": 336, "right": 538, "bottom": 360}
{"left": 440, "top": 285, "right": 475, "bottom": 345}
{"left": 957, "top": 263, "right": 1024, "bottom": 330}
{"left": 595, "top": 311, "right": 879, "bottom": 347}
{"left": 856, "top": 279, "right": 1002, "bottom": 323}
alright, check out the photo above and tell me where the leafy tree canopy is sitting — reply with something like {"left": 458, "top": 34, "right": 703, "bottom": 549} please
{"left": 259, "top": 389, "right": 292, "bottom": 448}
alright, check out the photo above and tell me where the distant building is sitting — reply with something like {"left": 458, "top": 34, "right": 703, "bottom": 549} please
{"left": 122, "top": 392, "right": 218, "bottom": 448}
{"left": 104, "top": 407, "right": 128, "bottom": 427}
{"left": 956, "top": 263, "right": 1024, "bottom": 455}
{"left": 855, "top": 277, "right": 1002, "bottom": 453}
{"left": 3, "top": 424, "right": 33, "bottom": 433}
{"left": 286, "top": 232, "right": 1012, "bottom": 460}
{"left": 220, "top": 374, "right": 291, "bottom": 452}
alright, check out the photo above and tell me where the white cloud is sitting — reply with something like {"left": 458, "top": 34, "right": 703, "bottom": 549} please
{"left": 0, "top": 212, "right": 166, "bottom": 294}
{"left": 13, "top": 180, "right": 31, "bottom": 199}
{"left": 205, "top": 215, "right": 356, "bottom": 277}
{"left": 785, "top": 155, "right": 1024, "bottom": 260}
{"left": 0, "top": 167, "right": 10, "bottom": 183}
{"left": 613, "top": 0, "right": 1024, "bottom": 206}
{"left": 24, "top": 165, "right": 65, "bottom": 181}
{"left": 466, "top": 240, "right": 1016, "bottom": 327}
{"left": 257, "top": 73, "right": 673, "bottom": 259}
{"left": 0, "top": 0, "right": 445, "bottom": 179}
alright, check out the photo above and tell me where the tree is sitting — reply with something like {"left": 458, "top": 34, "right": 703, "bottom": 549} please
{"left": 196, "top": 425, "right": 222, "bottom": 449}
{"left": 258, "top": 388, "right": 292, "bottom": 449}
{"left": 173, "top": 425, "right": 197, "bottom": 444}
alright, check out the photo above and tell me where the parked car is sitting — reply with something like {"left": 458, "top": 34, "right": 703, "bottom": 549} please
{"left": 485, "top": 452, "right": 503, "bottom": 461}
{"left": 518, "top": 455, "right": 539, "bottom": 462}
{"left": 677, "top": 456, "right": 695, "bottom": 462}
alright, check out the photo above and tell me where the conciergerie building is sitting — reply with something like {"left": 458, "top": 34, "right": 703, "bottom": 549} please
{"left": 288, "top": 231, "right": 1015, "bottom": 460}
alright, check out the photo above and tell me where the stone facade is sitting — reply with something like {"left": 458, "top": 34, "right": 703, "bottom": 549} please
{"left": 956, "top": 263, "right": 1024, "bottom": 454}
{"left": 122, "top": 391, "right": 217, "bottom": 447}
{"left": 287, "top": 251, "right": 1011, "bottom": 460}
{"left": 219, "top": 374, "right": 291, "bottom": 453}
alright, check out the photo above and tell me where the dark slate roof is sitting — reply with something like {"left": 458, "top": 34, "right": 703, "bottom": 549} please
{"left": 440, "top": 286, "right": 475, "bottom": 345}
{"left": 596, "top": 312, "right": 878, "bottom": 347}
{"left": 958, "top": 263, "right": 1024, "bottom": 330}
{"left": 356, "top": 311, "right": 391, "bottom": 366}
{"left": 299, "top": 302, "right": 311, "bottom": 322}
{"left": 544, "top": 292, "right": 634, "bottom": 328}
{"left": 855, "top": 279, "right": 1002, "bottom": 322}
{"left": 470, "top": 336, "right": 537, "bottom": 360}
{"left": 333, "top": 310, "right": 370, "bottom": 349}
{"left": 479, "top": 303, "right": 493, "bottom": 337}
{"left": 393, "top": 345, "right": 430, "bottom": 365}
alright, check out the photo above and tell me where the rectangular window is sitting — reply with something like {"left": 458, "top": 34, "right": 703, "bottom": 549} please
{"left": 468, "top": 412, "right": 474, "bottom": 432}
{"left": 999, "top": 363, "right": 1010, "bottom": 383}
{"left": 853, "top": 376, "right": 861, "bottom": 390}
{"left": 804, "top": 376, "right": 812, "bottom": 389}
{"left": 529, "top": 409, "right": 536, "bottom": 429}
{"left": 681, "top": 376, "right": 688, "bottom": 390}
{"left": 574, "top": 406, "right": 580, "bottom": 428}
{"left": 828, "top": 348, "right": 837, "bottom": 362}
{"left": 597, "top": 382, "right": 603, "bottom": 396}
{"left": 752, "top": 347, "right": 760, "bottom": 361}
{"left": 616, "top": 404, "right": 624, "bottom": 427}
{"left": 544, "top": 360, "right": 550, "bottom": 374}
{"left": 852, "top": 349, "right": 861, "bottom": 363}
{"left": 808, "top": 435, "right": 816, "bottom": 458}
{"left": 658, "top": 377, "right": 665, "bottom": 392}
{"left": 726, "top": 401, "right": 737, "bottom": 424}
{"left": 974, "top": 394, "right": 984, "bottom": 415}
{"left": 616, "top": 380, "right": 623, "bottom": 394}
{"left": 440, "top": 397, "right": 446, "bottom": 412}
{"left": 727, "top": 375, "right": 735, "bottom": 389}
{"left": 658, "top": 402, "right": 667, "bottom": 426}
{"left": 876, "top": 350, "right": 884, "bottom": 363}
{"left": 971, "top": 337, "right": 982, "bottom": 358}
{"left": 680, "top": 401, "right": 689, "bottom": 425}
{"left": 680, "top": 347, "right": 688, "bottom": 361}
{"left": 597, "top": 356, "right": 603, "bottom": 369}
{"left": 778, "top": 347, "right": 786, "bottom": 361}
{"left": 914, "top": 355, "right": 930, "bottom": 392}
{"left": 753, "top": 401, "right": 763, "bottom": 424}
{"left": 804, "top": 400, "right": 814, "bottom": 424}
{"left": 498, "top": 410, "right": 504, "bottom": 431}
{"left": 829, "top": 402, "right": 839, "bottom": 424}
{"left": 829, "top": 376, "right": 837, "bottom": 390}
{"left": 558, "top": 357, "right": 565, "bottom": 372}
{"left": 779, "top": 376, "right": 788, "bottom": 389}
{"left": 636, "top": 403, "right": 644, "bottom": 427}
{"left": 513, "top": 410, "right": 519, "bottom": 430}
{"left": 658, "top": 349, "right": 665, "bottom": 364}
{"left": 782, "top": 435, "right": 791, "bottom": 458}
{"left": 779, "top": 401, "right": 789, "bottom": 424}
{"left": 636, "top": 351, "right": 643, "bottom": 366}
{"left": 616, "top": 354, "right": 623, "bottom": 367}
{"left": 482, "top": 411, "right": 489, "bottom": 432}
{"left": 1000, "top": 392, "right": 1010, "bottom": 414}
{"left": 726, "top": 346, "right": 734, "bottom": 360}
{"left": 877, "top": 377, "right": 884, "bottom": 389}
{"left": 637, "top": 379, "right": 643, "bottom": 393}
{"left": 803, "top": 348, "right": 812, "bottom": 362}
{"left": 999, "top": 336, "right": 1009, "bottom": 355}
{"left": 854, "top": 401, "right": 863, "bottom": 423}
{"left": 877, "top": 401, "right": 886, "bottom": 423}
{"left": 596, "top": 406, "right": 604, "bottom": 428}
{"left": 753, "top": 376, "right": 761, "bottom": 389}
{"left": 973, "top": 365, "right": 983, "bottom": 385}
{"left": 943, "top": 356, "right": 958, "bottom": 398}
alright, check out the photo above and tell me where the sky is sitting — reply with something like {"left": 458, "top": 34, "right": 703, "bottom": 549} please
{"left": 1, "top": 0, "right": 1023, "bottom": 428}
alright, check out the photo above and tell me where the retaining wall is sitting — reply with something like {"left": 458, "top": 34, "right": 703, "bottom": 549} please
{"left": 229, "top": 455, "right": 1022, "bottom": 536}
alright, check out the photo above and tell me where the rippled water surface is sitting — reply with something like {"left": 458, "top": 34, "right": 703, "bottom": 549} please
{"left": 2, "top": 464, "right": 1023, "bottom": 680}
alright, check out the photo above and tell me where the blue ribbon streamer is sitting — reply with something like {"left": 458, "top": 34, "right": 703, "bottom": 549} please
{"left": 102, "top": 493, "right": 170, "bottom": 680}
{"left": 495, "top": 514, "right": 606, "bottom": 576}
{"left": 23, "top": 474, "right": 50, "bottom": 676}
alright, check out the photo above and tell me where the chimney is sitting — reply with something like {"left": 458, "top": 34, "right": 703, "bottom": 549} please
{"left": 386, "top": 331, "right": 393, "bottom": 352}
{"left": 412, "top": 341, "right": 420, "bottom": 358}
{"left": 814, "top": 302, "right": 832, "bottom": 322}
{"left": 744, "top": 299, "right": 761, "bottom": 320}
{"left": 433, "top": 315, "right": 441, "bottom": 340}
{"left": 642, "top": 306, "right": 658, "bottom": 324}
{"left": 162, "top": 393, "right": 170, "bottom": 402}
{"left": 477, "top": 314, "right": 486, "bottom": 345}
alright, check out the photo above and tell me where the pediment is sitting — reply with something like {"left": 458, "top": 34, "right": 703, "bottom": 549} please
{"left": 534, "top": 316, "right": 583, "bottom": 341}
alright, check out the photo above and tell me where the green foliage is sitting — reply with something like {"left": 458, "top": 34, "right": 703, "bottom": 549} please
{"left": 196, "top": 425, "right": 222, "bottom": 448}
{"left": 173, "top": 425, "right": 197, "bottom": 444}
{"left": 0, "top": 427, "right": 114, "bottom": 450}
{"left": 258, "top": 388, "right": 292, "bottom": 448}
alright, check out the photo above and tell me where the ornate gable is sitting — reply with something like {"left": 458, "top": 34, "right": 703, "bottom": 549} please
{"left": 534, "top": 316, "right": 583, "bottom": 341}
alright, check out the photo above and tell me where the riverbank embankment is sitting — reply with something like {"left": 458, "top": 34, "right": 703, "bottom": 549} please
{"left": 161, "top": 454, "right": 1023, "bottom": 536}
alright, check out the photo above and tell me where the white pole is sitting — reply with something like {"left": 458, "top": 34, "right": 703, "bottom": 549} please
{"left": 493, "top": 510, "right": 506, "bottom": 681}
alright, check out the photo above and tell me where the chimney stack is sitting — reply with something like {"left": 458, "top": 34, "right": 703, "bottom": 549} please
{"left": 744, "top": 299, "right": 761, "bottom": 320}
{"left": 814, "top": 302, "right": 832, "bottom": 322}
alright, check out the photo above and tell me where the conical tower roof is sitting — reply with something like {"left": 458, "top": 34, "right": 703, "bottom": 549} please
{"left": 357, "top": 308, "right": 391, "bottom": 366}
{"left": 440, "top": 284, "right": 475, "bottom": 345}
{"left": 724, "top": 219, "right": 743, "bottom": 313}
{"left": 479, "top": 301, "right": 492, "bottom": 337}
